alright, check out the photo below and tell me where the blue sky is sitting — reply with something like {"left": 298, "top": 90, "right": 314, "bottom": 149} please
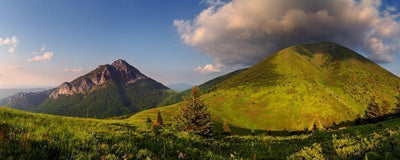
{"left": 0, "top": 0, "right": 399, "bottom": 88}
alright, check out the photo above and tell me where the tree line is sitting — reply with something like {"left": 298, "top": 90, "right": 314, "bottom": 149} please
{"left": 364, "top": 85, "right": 400, "bottom": 120}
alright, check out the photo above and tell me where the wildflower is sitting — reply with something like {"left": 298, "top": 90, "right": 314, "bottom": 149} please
{"left": 178, "top": 152, "right": 185, "bottom": 159}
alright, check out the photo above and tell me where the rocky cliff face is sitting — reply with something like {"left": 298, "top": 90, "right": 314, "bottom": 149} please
{"left": 50, "top": 59, "right": 148, "bottom": 98}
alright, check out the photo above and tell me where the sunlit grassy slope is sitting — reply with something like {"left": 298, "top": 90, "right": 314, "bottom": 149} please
{"left": 158, "top": 68, "right": 247, "bottom": 106}
{"left": 4, "top": 107, "right": 400, "bottom": 159}
{"left": 129, "top": 42, "right": 400, "bottom": 131}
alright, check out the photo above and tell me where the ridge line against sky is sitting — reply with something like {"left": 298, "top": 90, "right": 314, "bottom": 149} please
{"left": 0, "top": 0, "right": 400, "bottom": 88}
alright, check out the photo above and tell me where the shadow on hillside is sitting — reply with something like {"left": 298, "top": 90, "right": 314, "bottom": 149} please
{"left": 295, "top": 41, "right": 373, "bottom": 64}
{"left": 215, "top": 62, "right": 282, "bottom": 90}
{"left": 109, "top": 123, "right": 137, "bottom": 132}
{"left": 223, "top": 113, "right": 400, "bottom": 137}
{"left": 328, "top": 113, "right": 400, "bottom": 130}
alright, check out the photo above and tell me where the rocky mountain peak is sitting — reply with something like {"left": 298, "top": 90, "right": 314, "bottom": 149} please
{"left": 111, "top": 59, "right": 129, "bottom": 68}
{"left": 49, "top": 59, "right": 148, "bottom": 99}
{"left": 110, "top": 59, "right": 146, "bottom": 82}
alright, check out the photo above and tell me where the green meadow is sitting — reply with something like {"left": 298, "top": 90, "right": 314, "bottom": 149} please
{"left": 2, "top": 107, "right": 400, "bottom": 159}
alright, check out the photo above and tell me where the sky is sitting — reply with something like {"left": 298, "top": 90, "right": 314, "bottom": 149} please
{"left": 0, "top": 0, "right": 400, "bottom": 88}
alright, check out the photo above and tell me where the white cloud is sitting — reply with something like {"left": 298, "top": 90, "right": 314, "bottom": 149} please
{"left": 194, "top": 63, "right": 223, "bottom": 74}
{"left": 28, "top": 51, "right": 54, "bottom": 62}
{"left": 34, "top": 45, "right": 47, "bottom": 55}
{"left": 202, "top": 0, "right": 226, "bottom": 6}
{"left": 174, "top": 0, "right": 400, "bottom": 66}
{"left": 29, "top": 45, "right": 54, "bottom": 62}
{"left": 0, "top": 36, "right": 18, "bottom": 54}
{"left": 62, "top": 68, "right": 83, "bottom": 74}
{"left": 40, "top": 45, "right": 46, "bottom": 52}
{"left": 72, "top": 68, "right": 83, "bottom": 73}
{"left": 7, "top": 65, "right": 20, "bottom": 70}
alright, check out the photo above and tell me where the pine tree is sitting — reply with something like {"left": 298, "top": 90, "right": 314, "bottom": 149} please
{"left": 152, "top": 112, "right": 163, "bottom": 135}
{"left": 312, "top": 123, "right": 319, "bottom": 132}
{"left": 365, "top": 96, "right": 381, "bottom": 119}
{"left": 175, "top": 86, "right": 213, "bottom": 137}
{"left": 222, "top": 122, "right": 231, "bottom": 135}
{"left": 146, "top": 117, "right": 153, "bottom": 128}
{"left": 156, "top": 111, "right": 163, "bottom": 126}
{"left": 152, "top": 121, "right": 162, "bottom": 135}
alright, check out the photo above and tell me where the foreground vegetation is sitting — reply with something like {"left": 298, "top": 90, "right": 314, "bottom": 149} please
{"left": 2, "top": 107, "right": 400, "bottom": 159}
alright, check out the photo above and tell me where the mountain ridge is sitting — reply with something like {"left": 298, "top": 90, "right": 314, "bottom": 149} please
{"left": 50, "top": 59, "right": 151, "bottom": 98}
{"left": 1, "top": 59, "right": 173, "bottom": 118}
{"left": 0, "top": 87, "right": 52, "bottom": 99}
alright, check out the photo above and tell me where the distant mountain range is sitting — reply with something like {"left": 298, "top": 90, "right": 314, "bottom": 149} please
{"left": 0, "top": 89, "right": 54, "bottom": 111}
{"left": 0, "top": 59, "right": 174, "bottom": 118}
{"left": 0, "top": 88, "right": 51, "bottom": 99}
{"left": 167, "top": 83, "right": 193, "bottom": 92}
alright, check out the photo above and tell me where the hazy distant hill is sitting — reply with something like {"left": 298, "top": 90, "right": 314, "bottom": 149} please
{"left": 130, "top": 41, "right": 400, "bottom": 131}
{"left": 167, "top": 83, "right": 193, "bottom": 91}
{"left": 2, "top": 59, "right": 174, "bottom": 118}
{"left": 0, "top": 88, "right": 50, "bottom": 99}
{"left": 0, "top": 89, "right": 54, "bottom": 111}
{"left": 159, "top": 68, "right": 247, "bottom": 106}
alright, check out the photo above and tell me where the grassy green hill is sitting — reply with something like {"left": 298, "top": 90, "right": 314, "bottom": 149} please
{"left": 130, "top": 42, "right": 400, "bottom": 131}
{"left": 158, "top": 68, "right": 247, "bottom": 106}
{"left": 3, "top": 106, "right": 400, "bottom": 159}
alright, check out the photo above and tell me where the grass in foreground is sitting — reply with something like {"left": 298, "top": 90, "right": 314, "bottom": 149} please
{"left": 2, "top": 107, "right": 400, "bottom": 159}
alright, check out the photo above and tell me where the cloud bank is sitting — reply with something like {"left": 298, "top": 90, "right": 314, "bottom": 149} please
{"left": 174, "top": 0, "right": 400, "bottom": 67}
{"left": 0, "top": 36, "right": 18, "bottom": 54}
